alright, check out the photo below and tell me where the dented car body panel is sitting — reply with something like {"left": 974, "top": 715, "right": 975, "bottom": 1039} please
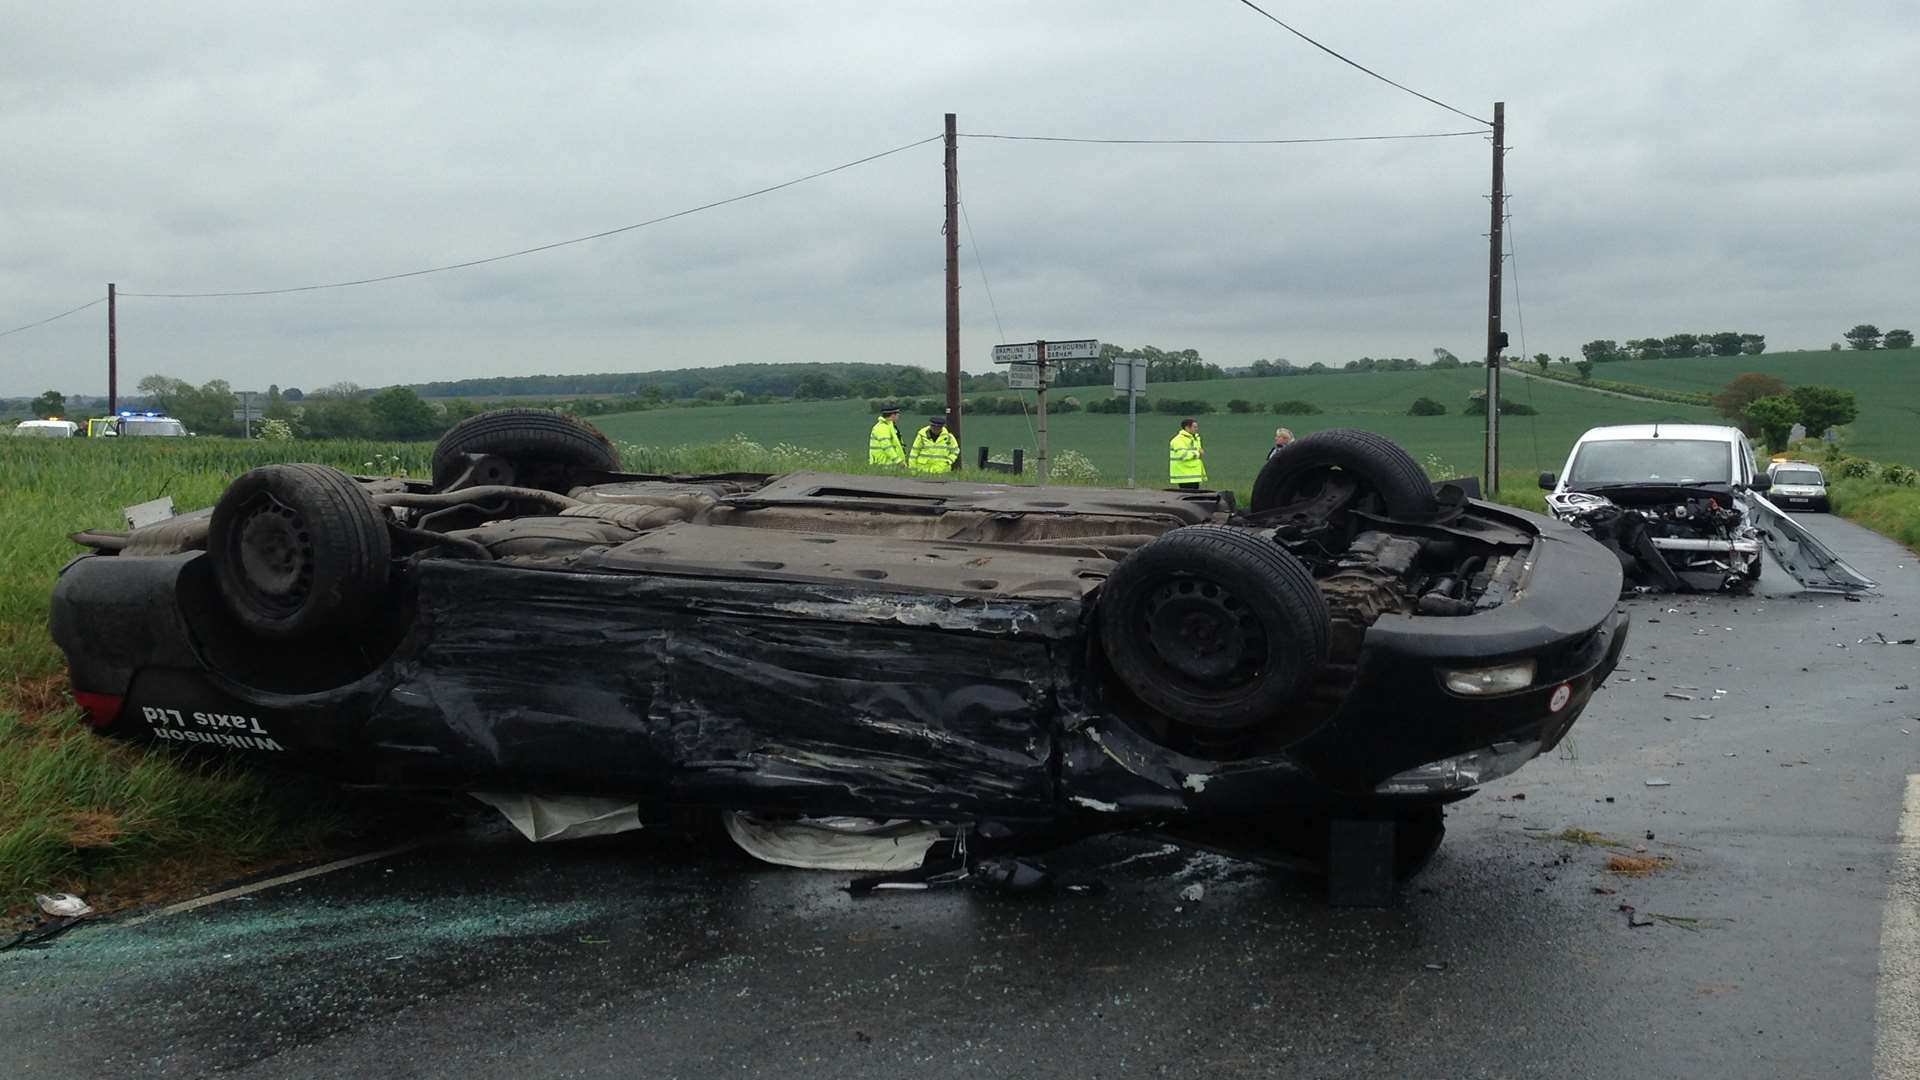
{"left": 52, "top": 465, "right": 1628, "bottom": 854}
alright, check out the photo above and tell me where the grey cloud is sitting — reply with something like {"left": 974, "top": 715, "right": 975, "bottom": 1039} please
{"left": 4, "top": 2, "right": 1917, "bottom": 394}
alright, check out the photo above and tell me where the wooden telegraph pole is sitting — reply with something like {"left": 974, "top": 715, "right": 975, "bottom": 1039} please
{"left": 943, "top": 112, "right": 962, "bottom": 455}
{"left": 107, "top": 282, "right": 118, "bottom": 416}
{"left": 1482, "top": 102, "right": 1506, "bottom": 492}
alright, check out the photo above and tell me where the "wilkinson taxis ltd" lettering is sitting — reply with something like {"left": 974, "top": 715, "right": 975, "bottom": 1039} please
{"left": 140, "top": 706, "right": 285, "bottom": 752}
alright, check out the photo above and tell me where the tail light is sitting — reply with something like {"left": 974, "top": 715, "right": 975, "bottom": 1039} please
{"left": 72, "top": 690, "right": 125, "bottom": 730}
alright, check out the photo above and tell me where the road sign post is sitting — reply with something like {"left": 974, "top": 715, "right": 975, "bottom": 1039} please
{"left": 1112, "top": 354, "right": 1146, "bottom": 488}
{"left": 993, "top": 338, "right": 1098, "bottom": 488}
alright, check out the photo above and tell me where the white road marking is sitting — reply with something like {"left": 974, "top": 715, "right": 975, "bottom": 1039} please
{"left": 1875, "top": 774, "right": 1920, "bottom": 1078}
{"left": 116, "top": 840, "right": 428, "bottom": 928}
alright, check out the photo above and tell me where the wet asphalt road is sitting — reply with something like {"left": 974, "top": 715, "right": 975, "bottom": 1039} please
{"left": 5, "top": 514, "right": 1917, "bottom": 1079}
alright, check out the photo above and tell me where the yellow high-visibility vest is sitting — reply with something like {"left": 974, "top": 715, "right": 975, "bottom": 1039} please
{"left": 909, "top": 426, "right": 959, "bottom": 475}
{"left": 868, "top": 417, "right": 906, "bottom": 465}
{"left": 1169, "top": 429, "right": 1207, "bottom": 484}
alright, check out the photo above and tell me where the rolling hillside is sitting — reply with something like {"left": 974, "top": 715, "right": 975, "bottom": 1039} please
{"left": 1595, "top": 350, "right": 1917, "bottom": 465}
{"left": 591, "top": 367, "right": 1719, "bottom": 494}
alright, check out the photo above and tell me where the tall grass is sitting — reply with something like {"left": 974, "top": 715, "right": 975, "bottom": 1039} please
{"left": 1830, "top": 478, "right": 1920, "bottom": 551}
{"left": 0, "top": 438, "right": 429, "bottom": 918}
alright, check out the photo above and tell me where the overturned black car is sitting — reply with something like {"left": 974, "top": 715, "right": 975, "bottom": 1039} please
{"left": 53, "top": 413, "right": 1627, "bottom": 897}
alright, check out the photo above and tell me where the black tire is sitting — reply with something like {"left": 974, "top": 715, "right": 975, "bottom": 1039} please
{"left": 430, "top": 408, "right": 620, "bottom": 491}
{"left": 208, "top": 464, "right": 392, "bottom": 640}
{"left": 1250, "top": 428, "right": 1438, "bottom": 519}
{"left": 1814, "top": 497, "right": 1831, "bottom": 513}
{"left": 1097, "top": 525, "right": 1329, "bottom": 732}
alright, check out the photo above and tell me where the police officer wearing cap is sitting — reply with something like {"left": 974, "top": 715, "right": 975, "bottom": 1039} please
{"left": 868, "top": 405, "right": 906, "bottom": 466}
{"left": 909, "top": 415, "right": 960, "bottom": 475}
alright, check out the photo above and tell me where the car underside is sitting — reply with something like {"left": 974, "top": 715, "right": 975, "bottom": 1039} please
{"left": 51, "top": 413, "right": 1629, "bottom": 898}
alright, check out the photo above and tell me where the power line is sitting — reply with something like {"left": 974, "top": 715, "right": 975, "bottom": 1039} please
{"left": 955, "top": 183, "right": 1035, "bottom": 448}
{"left": 121, "top": 134, "right": 944, "bottom": 299}
{"left": 1231, "top": 0, "right": 1491, "bottom": 127}
{"left": 1, "top": 296, "right": 104, "bottom": 339}
{"left": 1504, "top": 199, "right": 1542, "bottom": 469}
{"left": 957, "top": 191, "right": 1005, "bottom": 343}
{"left": 960, "top": 129, "right": 1483, "bottom": 146}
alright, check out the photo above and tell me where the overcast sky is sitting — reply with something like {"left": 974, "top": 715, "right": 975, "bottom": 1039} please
{"left": 4, "top": 1, "right": 1915, "bottom": 396}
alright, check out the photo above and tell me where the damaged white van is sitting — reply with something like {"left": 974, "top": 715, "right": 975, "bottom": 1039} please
{"left": 1539, "top": 423, "right": 1874, "bottom": 594}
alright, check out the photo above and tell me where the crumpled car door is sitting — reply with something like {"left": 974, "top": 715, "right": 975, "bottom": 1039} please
{"left": 1745, "top": 493, "right": 1877, "bottom": 592}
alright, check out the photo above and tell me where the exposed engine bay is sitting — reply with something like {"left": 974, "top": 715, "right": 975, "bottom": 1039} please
{"left": 1547, "top": 484, "right": 1874, "bottom": 595}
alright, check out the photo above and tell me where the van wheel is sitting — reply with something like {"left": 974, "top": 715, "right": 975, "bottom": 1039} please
{"left": 1098, "top": 526, "right": 1329, "bottom": 733}
{"left": 431, "top": 408, "right": 621, "bottom": 492}
{"left": 209, "top": 464, "right": 392, "bottom": 640}
{"left": 1251, "top": 428, "right": 1438, "bottom": 521}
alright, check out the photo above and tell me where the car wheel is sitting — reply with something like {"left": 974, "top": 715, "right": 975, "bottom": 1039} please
{"left": 1249, "top": 427, "right": 1439, "bottom": 520}
{"left": 430, "top": 408, "right": 621, "bottom": 492}
{"left": 209, "top": 464, "right": 392, "bottom": 640}
{"left": 1815, "top": 497, "right": 1830, "bottom": 513}
{"left": 1098, "top": 525, "right": 1329, "bottom": 733}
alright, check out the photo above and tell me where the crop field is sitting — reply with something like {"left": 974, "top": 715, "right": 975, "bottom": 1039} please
{"left": 1592, "top": 350, "right": 1919, "bottom": 466}
{"left": 594, "top": 366, "right": 1719, "bottom": 493}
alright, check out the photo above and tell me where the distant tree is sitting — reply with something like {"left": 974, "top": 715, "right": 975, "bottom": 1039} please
{"left": 298, "top": 395, "right": 372, "bottom": 439}
{"left": 311, "top": 381, "right": 365, "bottom": 400}
{"left": 1557, "top": 356, "right": 1571, "bottom": 366}
{"left": 1533, "top": 353, "right": 1551, "bottom": 372}
{"left": 695, "top": 387, "right": 727, "bottom": 402}
{"left": 1844, "top": 324, "right": 1882, "bottom": 350}
{"left": 368, "top": 387, "right": 440, "bottom": 439}
{"left": 264, "top": 384, "right": 296, "bottom": 422}
{"left": 1407, "top": 397, "right": 1447, "bottom": 416}
{"left": 441, "top": 398, "right": 484, "bottom": 423}
{"left": 1271, "top": 399, "right": 1322, "bottom": 415}
{"left": 1574, "top": 360, "right": 1594, "bottom": 381}
{"left": 1579, "top": 340, "right": 1620, "bottom": 365}
{"left": 1789, "top": 385, "right": 1859, "bottom": 438}
{"left": 30, "top": 389, "right": 66, "bottom": 418}
{"left": 1660, "top": 333, "right": 1701, "bottom": 358}
{"left": 282, "top": 387, "right": 304, "bottom": 401}
{"left": 1712, "top": 372, "right": 1789, "bottom": 432}
{"left": 1738, "top": 333, "right": 1766, "bottom": 355}
{"left": 794, "top": 372, "right": 848, "bottom": 400}
{"left": 1227, "top": 399, "right": 1256, "bottom": 414}
{"left": 1624, "top": 338, "right": 1663, "bottom": 361}
{"left": 1746, "top": 395, "right": 1801, "bottom": 453}
{"left": 1830, "top": 342, "right": 1843, "bottom": 351}
{"left": 1706, "top": 331, "right": 1744, "bottom": 357}
{"left": 1429, "top": 349, "right": 1462, "bottom": 370}
{"left": 1884, "top": 329, "right": 1915, "bottom": 350}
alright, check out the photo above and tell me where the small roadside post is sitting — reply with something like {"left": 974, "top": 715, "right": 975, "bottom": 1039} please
{"left": 233, "top": 391, "right": 263, "bottom": 439}
{"left": 1111, "top": 353, "right": 1147, "bottom": 487}
{"left": 995, "top": 338, "right": 1098, "bottom": 487}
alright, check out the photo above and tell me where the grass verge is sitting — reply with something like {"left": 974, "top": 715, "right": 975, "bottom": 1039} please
{"left": 1830, "top": 478, "right": 1920, "bottom": 552}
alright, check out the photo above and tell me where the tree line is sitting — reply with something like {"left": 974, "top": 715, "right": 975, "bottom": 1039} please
{"left": 1578, "top": 332, "right": 1767, "bottom": 364}
{"left": 1841, "top": 325, "right": 1915, "bottom": 350}
{"left": 1711, "top": 373, "right": 1860, "bottom": 452}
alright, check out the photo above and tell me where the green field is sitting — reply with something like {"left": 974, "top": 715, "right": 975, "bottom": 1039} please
{"left": 1591, "top": 350, "right": 1919, "bottom": 466}
{"left": 593, "top": 367, "right": 1720, "bottom": 493}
